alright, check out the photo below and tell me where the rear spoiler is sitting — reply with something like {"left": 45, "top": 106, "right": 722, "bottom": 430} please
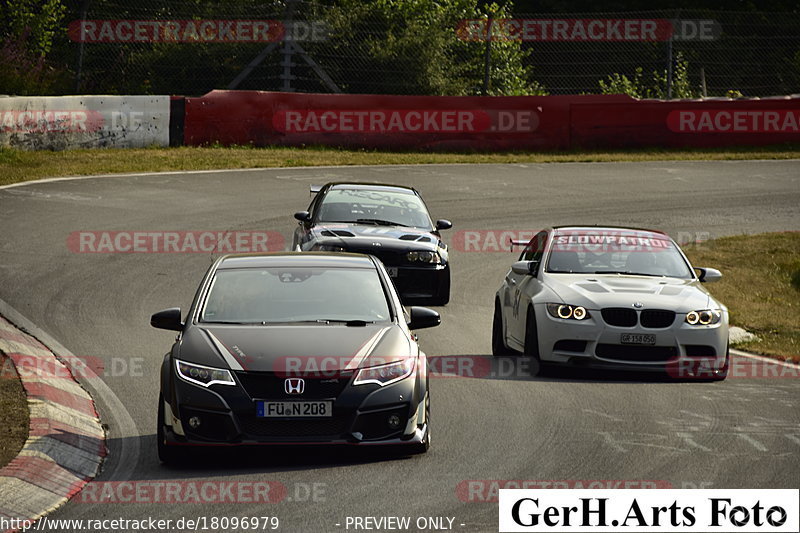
{"left": 309, "top": 184, "right": 322, "bottom": 197}
{"left": 509, "top": 238, "right": 529, "bottom": 253}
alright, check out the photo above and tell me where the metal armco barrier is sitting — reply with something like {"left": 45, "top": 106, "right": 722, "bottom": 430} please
{"left": 182, "top": 91, "right": 800, "bottom": 150}
{"left": 0, "top": 95, "right": 170, "bottom": 150}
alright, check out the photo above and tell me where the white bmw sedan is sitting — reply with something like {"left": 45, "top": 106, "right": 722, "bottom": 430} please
{"left": 493, "top": 226, "right": 729, "bottom": 380}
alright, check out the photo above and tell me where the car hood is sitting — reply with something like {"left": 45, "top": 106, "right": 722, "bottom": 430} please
{"left": 544, "top": 274, "right": 717, "bottom": 312}
{"left": 312, "top": 223, "right": 443, "bottom": 252}
{"left": 179, "top": 322, "right": 413, "bottom": 372}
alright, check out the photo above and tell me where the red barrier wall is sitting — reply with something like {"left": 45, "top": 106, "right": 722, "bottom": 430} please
{"left": 570, "top": 96, "right": 800, "bottom": 149}
{"left": 184, "top": 91, "right": 631, "bottom": 150}
{"left": 183, "top": 91, "right": 800, "bottom": 150}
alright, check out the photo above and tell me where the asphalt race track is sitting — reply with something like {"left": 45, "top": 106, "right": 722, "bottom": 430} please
{"left": 1, "top": 160, "right": 798, "bottom": 532}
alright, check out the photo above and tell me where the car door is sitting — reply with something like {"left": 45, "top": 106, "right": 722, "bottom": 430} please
{"left": 507, "top": 230, "right": 549, "bottom": 345}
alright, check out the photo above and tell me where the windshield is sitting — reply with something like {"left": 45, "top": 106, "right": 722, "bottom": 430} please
{"left": 200, "top": 267, "right": 391, "bottom": 323}
{"left": 316, "top": 188, "right": 432, "bottom": 229}
{"left": 545, "top": 231, "right": 694, "bottom": 279}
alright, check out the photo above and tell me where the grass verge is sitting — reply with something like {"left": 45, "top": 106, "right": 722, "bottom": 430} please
{"left": 0, "top": 354, "right": 29, "bottom": 468}
{"left": 683, "top": 232, "right": 800, "bottom": 362}
{"left": 2, "top": 143, "right": 799, "bottom": 186}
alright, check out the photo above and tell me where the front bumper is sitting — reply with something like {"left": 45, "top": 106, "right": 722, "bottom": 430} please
{"left": 535, "top": 304, "right": 729, "bottom": 373}
{"left": 163, "top": 370, "right": 428, "bottom": 447}
{"left": 387, "top": 264, "right": 448, "bottom": 301}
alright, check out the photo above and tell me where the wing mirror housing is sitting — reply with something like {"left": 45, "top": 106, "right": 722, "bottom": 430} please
{"left": 151, "top": 308, "right": 184, "bottom": 331}
{"left": 696, "top": 267, "right": 722, "bottom": 282}
{"left": 511, "top": 260, "right": 539, "bottom": 276}
{"left": 294, "top": 211, "right": 311, "bottom": 222}
{"left": 407, "top": 306, "right": 441, "bottom": 330}
{"left": 435, "top": 219, "right": 452, "bottom": 231}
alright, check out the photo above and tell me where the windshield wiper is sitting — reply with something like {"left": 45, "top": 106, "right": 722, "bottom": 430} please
{"left": 202, "top": 320, "right": 264, "bottom": 325}
{"left": 593, "top": 270, "right": 663, "bottom": 277}
{"left": 355, "top": 218, "right": 410, "bottom": 227}
{"left": 314, "top": 319, "right": 374, "bottom": 326}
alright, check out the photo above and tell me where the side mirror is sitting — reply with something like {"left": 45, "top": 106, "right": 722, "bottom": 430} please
{"left": 407, "top": 306, "right": 441, "bottom": 330}
{"left": 294, "top": 211, "right": 311, "bottom": 222}
{"left": 435, "top": 219, "right": 452, "bottom": 231}
{"left": 696, "top": 267, "right": 722, "bottom": 283}
{"left": 511, "top": 260, "right": 538, "bottom": 276}
{"left": 151, "top": 308, "right": 183, "bottom": 331}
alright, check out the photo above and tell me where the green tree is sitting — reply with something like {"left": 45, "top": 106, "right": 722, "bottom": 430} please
{"left": 321, "top": 0, "right": 545, "bottom": 95}
{"left": 0, "top": 0, "right": 67, "bottom": 94}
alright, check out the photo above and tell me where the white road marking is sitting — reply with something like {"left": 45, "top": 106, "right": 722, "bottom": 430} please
{"left": 736, "top": 433, "right": 768, "bottom": 452}
{"left": 582, "top": 408, "right": 623, "bottom": 422}
{"left": 677, "top": 432, "right": 713, "bottom": 452}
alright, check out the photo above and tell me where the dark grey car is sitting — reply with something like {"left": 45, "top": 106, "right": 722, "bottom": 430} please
{"left": 151, "top": 252, "right": 440, "bottom": 463}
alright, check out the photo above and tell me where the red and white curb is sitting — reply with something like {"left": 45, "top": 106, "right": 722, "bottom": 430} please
{"left": 0, "top": 316, "right": 106, "bottom": 531}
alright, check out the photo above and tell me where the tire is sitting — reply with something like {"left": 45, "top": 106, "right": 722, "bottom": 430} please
{"left": 524, "top": 307, "right": 542, "bottom": 376}
{"left": 492, "top": 299, "right": 513, "bottom": 357}
{"left": 157, "top": 393, "right": 181, "bottom": 464}
{"left": 410, "top": 391, "right": 431, "bottom": 454}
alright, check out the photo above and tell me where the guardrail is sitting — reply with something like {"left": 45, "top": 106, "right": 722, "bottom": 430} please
{"left": 3, "top": 92, "right": 798, "bottom": 151}
{"left": 0, "top": 95, "right": 171, "bottom": 150}
{"left": 182, "top": 91, "right": 800, "bottom": 150}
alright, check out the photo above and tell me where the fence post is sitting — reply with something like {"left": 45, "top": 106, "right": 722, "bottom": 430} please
{"left": 73, "top": 0, "right": 90, "bottom": 93}
{"left": 482, "top": 17, "right": 493, "bottom": 96}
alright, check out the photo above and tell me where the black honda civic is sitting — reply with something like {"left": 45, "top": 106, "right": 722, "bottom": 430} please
{"left": 292, "top": 182, "right": 452, "bottom": 305}
{"left": 151, "top": 252, "right": 439, "bottom": 463}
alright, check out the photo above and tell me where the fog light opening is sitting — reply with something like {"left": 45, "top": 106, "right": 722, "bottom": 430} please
{"left": 387, "top": 414, "right": 402, "bottom": 429}
{"left": 188, "top": 416, "right": 202, "bottom": 429}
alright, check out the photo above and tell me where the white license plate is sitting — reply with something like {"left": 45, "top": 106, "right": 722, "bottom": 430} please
{"left": 256, "top": 401, "right": 333, "bottom": 418}
{"left": 620, "top": 333, "right": 656, "bottom": 345}
{"left": 386, "top": 267, "right": 399, "bottom": 278}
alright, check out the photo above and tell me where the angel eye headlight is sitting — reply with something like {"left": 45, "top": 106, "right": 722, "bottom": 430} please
{"left": 406, "top": 251, "right": 442, "bottom": 264}
{"left": 176, "top": 360, "right": 236, "bottom": 387}
{"left": 685, "top": 309, "right": 721, "bottom": 326}
{"left": 546, "top": 303, "right": 590, "bottom": 321}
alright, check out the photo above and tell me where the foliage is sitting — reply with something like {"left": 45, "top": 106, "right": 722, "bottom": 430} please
{"left": 322, "top": 0, "right": 545, "bottom": 96}
{"left": 599, "top": 53, "right": 700, "bottom": 99}
{"left": 0, "top": 0, "right": 67, "bottom": 94}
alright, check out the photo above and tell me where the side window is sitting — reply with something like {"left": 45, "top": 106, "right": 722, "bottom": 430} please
{"left": 307, "top": 192, "right": 323, "bottom": 219}
{"left": 521, "top": 231, "right": 548, "bottom": 263}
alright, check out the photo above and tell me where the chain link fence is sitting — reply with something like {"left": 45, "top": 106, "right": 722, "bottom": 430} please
{"left": 43, "top": 2, "right": 800, "bottom": 97}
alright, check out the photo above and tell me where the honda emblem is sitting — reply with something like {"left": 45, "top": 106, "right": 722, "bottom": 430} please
{"left": 284, "top": 378, "right": 305, "bottom": 394}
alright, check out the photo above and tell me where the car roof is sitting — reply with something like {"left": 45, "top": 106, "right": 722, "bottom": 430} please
{"left": 551, "top": 225, "right": 670, "bottom": 239}
{"left": 216, "top": 252, "right": 377, "bottom": 270}
{"left": 327, "top": 182, "right": 419, "bottom": 195}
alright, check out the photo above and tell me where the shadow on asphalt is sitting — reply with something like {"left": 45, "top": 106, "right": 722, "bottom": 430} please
{"left": 427, "top": 354, "right": 724, "bottom": 384}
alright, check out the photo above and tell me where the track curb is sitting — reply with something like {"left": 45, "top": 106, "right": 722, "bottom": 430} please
{"left": 0, "top": 316, "right": 106, "bottom": 533}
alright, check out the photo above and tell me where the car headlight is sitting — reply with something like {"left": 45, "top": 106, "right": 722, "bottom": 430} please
{"left": 685, "top": 309, "right": 722, "bottom": 325}
{"left": 353, "top": 359, "right": 415, "bottom": 387}
{"left": 312, "top": 243, "right": 346, "bottom": 252}
{"left": 176, "top": 360, "right": 236, "bottom": 387}
{"left": 546, "top": 303, "right": 591, "bottom": 321}
{"left": 406, "top": 251, "right": 442, "bottom": 264}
